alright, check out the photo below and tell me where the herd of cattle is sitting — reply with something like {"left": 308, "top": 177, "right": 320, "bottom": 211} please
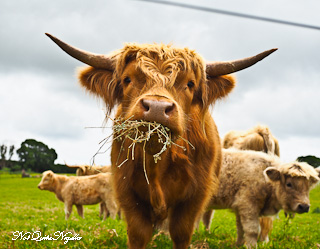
{"left": 38, "top": 33, "right": 320, "bottom": 248}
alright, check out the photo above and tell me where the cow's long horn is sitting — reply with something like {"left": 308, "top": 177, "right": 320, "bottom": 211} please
{"left": 45, "top": 33, "right": 114, "bottom": 70}
{"left": 206, "top": 48, "right": 277, "bottom": 77}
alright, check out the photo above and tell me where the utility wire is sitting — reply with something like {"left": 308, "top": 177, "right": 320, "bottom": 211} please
{"left": 134, "top": 0, "right": 320, "bottom": 31}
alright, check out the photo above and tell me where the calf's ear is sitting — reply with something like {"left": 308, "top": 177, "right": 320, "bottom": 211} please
{"left": 310, "top": 176, "right": 320, "bottom": 188}
{"left": 310, "top": 167, "right": 320, "bottom": 187}
{"left": 204, "top": 75, "right": 236, "bottom": 105}
{"left": 264, "top": 167, "right": 281, "bottom": 182}
{"left": 316, "top": 167, "right": 320, "bottom": 178}
{"left": 44, "top": 171, "right": 53, "bottom": 178}
{"left": 78, "top": 66, "right": 122, "bottom": 113}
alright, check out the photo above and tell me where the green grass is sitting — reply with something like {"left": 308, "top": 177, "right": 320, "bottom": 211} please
{"left": 0, "top": 173, "right": 319, "bottom": 248}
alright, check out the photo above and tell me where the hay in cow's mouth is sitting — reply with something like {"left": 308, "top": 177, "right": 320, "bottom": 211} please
{"left": 93, "top": 116, "right": 194, "bottom": 184}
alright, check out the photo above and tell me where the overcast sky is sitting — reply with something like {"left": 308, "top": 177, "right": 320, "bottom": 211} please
{"left": 1, "top": 0, "right": 320, "bottom": 167}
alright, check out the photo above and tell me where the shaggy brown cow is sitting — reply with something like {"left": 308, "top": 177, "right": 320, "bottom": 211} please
{"left": 45, "top": 33, "right": 276, "bottom": 249}
{"left": 221, "top": 125, "right": 280, "bottom": 242}
{"left": 38, "top": 170, "right": 118, "bottom": 220}
{"left": 66, "top": 164, "right": 111, "bottom": 176}
{"left": 206, "top": 149, "right": 319, "bottom": 248}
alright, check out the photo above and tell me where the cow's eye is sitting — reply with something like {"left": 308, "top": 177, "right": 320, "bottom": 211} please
{"left": 286, "top": 182, "right": 292, "bottom": 188}
{"left": 187, "top": 81, "right": 195, "bottom": 89}
{"left": 123, "top": 77, "right": 131, "bottom": 84}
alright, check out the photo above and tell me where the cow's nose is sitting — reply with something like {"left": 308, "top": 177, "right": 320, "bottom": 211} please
{"left": 141, "top": 99, "right": 175, "bottom": 122}
{"left": 297, "top": 203, "right": 310, "bottom": 213}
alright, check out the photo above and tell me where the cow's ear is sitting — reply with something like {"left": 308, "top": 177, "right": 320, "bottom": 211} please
{"left": 310, "top": 176, "right": 320, "bottom": 188}
{"left": 311, "top": 167, "right": 320, "bottom": 187}
{"left": 79, "top": 165, "right": 87, "bottom": 175}
{"left": 45, "top": 170, "right": 53, "bottom": 178}
{"left": 78, "top": 66, "right": 122, "bottom": 112}
{"left": 316, "top": 167, "right": 320, "bottom": 178}
{"left": 205, "top": 75, "right": 236, "bottom": 105}
{"left": 264, "top": 167, "right": 281, "bottom": 182}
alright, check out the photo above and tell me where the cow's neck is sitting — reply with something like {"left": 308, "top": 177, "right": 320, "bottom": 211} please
{"left": 53, "top": 176, "right": 68, "bottom": 202}
{"left": 260, "top": 184, "right": 282, "bottom": 216}
{"left": 145, "top": 153, "right": 168, "bottom": 221}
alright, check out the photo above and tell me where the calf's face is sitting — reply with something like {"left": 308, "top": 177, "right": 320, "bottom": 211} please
{"left": 279, "top": 175, "right": 311, "bottom": 213}
{"left": 264, "top": 164, "right": 319, "bottom": 214}
{"left": 38, "top": 170, "right": 55, "bottom": 191}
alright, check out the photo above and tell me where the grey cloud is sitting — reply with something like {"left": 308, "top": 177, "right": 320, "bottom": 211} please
{"left": 1, "top": 0, "right": 320, "bottom": 164}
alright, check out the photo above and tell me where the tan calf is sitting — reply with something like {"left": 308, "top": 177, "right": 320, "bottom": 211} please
{"left": 66, "top": 164, "right": 112, "bottom": 217}
{"left": 38, "top": 170, "right": 118, "bottom": 220}
{"left": 222, "top": 124, "right": 280, "bottom": 242}
{"left": 205, "top": 149, "right": 320, "bottom": 248}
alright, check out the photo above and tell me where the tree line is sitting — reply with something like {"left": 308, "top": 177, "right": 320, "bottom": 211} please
{"left": 0, "top": 139, "right": 76, "bottom": 173}
{"left": 1, "top": 138, "right": 319, "bottom": 174}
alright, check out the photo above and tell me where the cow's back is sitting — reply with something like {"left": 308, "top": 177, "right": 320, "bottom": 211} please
{"left": 61, "top": 173, "right": 111, "bottom": 205}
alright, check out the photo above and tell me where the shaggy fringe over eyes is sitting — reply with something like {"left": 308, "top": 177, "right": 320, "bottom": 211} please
{"left": 280, "top": 162, "right": 320, "bottom": 181}
{"left": 111, "top": 43, "right": 206, "bottom": 89}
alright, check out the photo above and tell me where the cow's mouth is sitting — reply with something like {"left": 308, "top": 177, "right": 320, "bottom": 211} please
{"left": 112, "top": 117, "right": 188, "bottom": 162}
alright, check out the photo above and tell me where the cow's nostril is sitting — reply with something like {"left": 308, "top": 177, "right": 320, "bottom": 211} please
{"left": 165, "top": 103, "right": 175, "bottom": 115}
{"left": 141, "top": 99, "right": 150, "bottom": 112}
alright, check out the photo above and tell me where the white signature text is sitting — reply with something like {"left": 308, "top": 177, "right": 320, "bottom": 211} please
{"left": 12, "top": 231, "right": 82, "bottom": 244}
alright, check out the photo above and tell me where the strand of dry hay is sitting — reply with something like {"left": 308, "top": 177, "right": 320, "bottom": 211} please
{"left": 95, "top": 115, "right": 194, "bottom": 184}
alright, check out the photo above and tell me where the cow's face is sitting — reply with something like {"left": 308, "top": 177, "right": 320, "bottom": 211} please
{"left": 38, "top": 170, "right": 55, "bottom": 191}
{"left": 79, "top": 44, "right": 235, "bottom": 138}
{"left": 264, "top": 163, "right": 319, "bottom": 214}
{"left": 117, "top": 60, "right": 197, "bottom": 136}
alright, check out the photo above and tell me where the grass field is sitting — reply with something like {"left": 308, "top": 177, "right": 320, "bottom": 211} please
{"left": 0, "top": 172, "right": 319, "bottom": 249}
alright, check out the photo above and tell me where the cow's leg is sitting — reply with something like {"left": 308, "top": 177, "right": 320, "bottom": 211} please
{"left": 76, "top": 205, "right": 84, "bottom": 218}
{"left": 102, "top": 202, "right": 109, "bottom": 221}
{"left": 99, "top": 202, "right": 106, "bottom": 218}
{"left": 104, "top": 199, "right": 118, "bottom": 220}
{"left": 202, "top": 209, "right": 214, "bottom": 230}
{"left": 125, "top": 206, "right": 154, "bottom": 249}
{"left": 259, "top": 217, "right": 273, "bottom": 242}
{"left": 236, "top": 214, "right": 245, "bottom": 246}
{"left": 239, "top": 213, "right": 259, "bottom": 248}
{"left": 64, "top": 202, "right": 73, "bottom": 220}
{"left": 169, "top": 202, "right": 198, "bottom": 249}
{"left": 101, "top": 202, "right": 110, "bottom": 219}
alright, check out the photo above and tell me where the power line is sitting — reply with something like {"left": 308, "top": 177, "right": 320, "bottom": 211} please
{"left": 134, "top": 0, "right": 320, "bottom": 31}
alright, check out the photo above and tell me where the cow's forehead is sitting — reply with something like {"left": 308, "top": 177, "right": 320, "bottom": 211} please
{"left": 280, "top": 162, "right": 319, "bottom": 180}
{"left": 113, "top": 43, "right": 205, "bottom": 83}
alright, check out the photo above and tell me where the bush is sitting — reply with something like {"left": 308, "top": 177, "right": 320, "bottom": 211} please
{"left": 10, "top": 164, "right": 22, "bottom": 172}
{"left": 1, "top": 167, "right": 10, "bottom": 173}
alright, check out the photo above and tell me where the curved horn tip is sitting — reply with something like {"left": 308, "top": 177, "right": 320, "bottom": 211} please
{"left": 45, "top": 33, "right": 55, "bottom": 40}
{"left": 266, "top": 48, "right": 278, "bottom": 55}
{"left": 44, "top": 33, "right": 114, "bottom": 70}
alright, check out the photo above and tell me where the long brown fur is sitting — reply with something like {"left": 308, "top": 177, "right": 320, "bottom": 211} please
{"left": 78, "top": 43, "right": 237, "bottom": 249}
